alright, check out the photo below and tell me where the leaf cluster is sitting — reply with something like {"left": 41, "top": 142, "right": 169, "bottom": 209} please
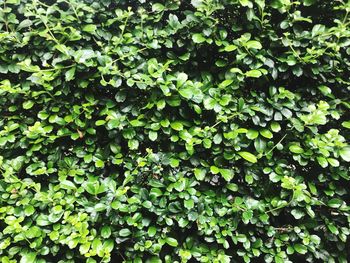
{"left": 0, "top": 0, "right": 350, "bottom": 262}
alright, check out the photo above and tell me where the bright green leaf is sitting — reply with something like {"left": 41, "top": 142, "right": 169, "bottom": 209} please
{"left": 238, "top": 151, "right": 258, "bottom": 163}
{"left": 192, "top": 33, "right": 206, "bottom": 43}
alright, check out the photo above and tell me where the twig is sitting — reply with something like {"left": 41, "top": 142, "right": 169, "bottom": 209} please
{"left": 265, "top": 133, "right": 288, "bottom": 156}
{"left": 266, "top": 190, "right": 295, "bottom": 214}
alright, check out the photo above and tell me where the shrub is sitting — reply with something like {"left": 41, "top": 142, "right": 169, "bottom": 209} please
{"left": 0, "top": 0, "right": 350, "bottom": 262}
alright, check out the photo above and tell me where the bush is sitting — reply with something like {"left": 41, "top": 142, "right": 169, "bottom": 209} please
{"left": 0, "top": 0, "right": 350, "bottom": 262}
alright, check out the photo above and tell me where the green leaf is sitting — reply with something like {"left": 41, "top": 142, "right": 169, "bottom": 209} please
{"left": 194, "top": 168, "right": 206, "bottom": 181}
{"left": 224, "top": 45, "right": 237, "bottom": 52}
{"left": 219, "top": 79, "right": 233, "bottom": 88}
{"left": 291, "top": 209, "right": 304, "bottom": 219}
{"left": 130, "top": 119, "right": 145, "bottom": 127}
{"left": 177, "top": 72, "right": 188, "bottom": 88}
{"left": 238, "top": 151, "right": 258, "bottom": 163}
{"left": 246, "top": 129, "right": 259, "bottom": 139}
{"left": 95, "top": 120, "right": 106, "bottom": 126}
{"left": 23, "top": 100, "right": 34, "bottom": 109}
{"left": 289, "top": 144, "right": 304, "bottom": 154}
{"left": 242, "top": 210, "right": 253, "bottom": 222}
{"left": 150, "top": 188, "right": 163, "bottom": 197}
{"left": 245, "top": 69, "right": 262, "bottom": 78}
{"left": 230, "top": 67, "right": 243, "bottom": 74}
{"left": 341, "top": 121, "right": 350, "bottom": 129}
{"left": 148, "top": 226, "right": 157, "bottom": 237}
{"left": 281, "top": 176, "right": 295, "bottom": 189}
{"left": 18, "top": 19, "right": 33, "bottom": 29}
{"left": 239, "top": 0, "right": 253, "bottom": 7}
{"left": 192, "top": 33, "right": 206, "bottom": 43}
{"left": 213, "top": 133, "right": 222, "bottom": 144}
{"left": 170, "top": 121, "right": 183, "bottom": 131}
{"left": 152, "top": 3, "right": 165, "bottom": 12}
{"left": 203, "top": 97, "right": 217, "bottom": 110}
{"left": 327, "top": 223, "right": 338, "bottom": 234}
{"left": 339, "top": 147, "right": 350, "bottom": 162}
{"left": 303, "top": 0, "right": 316, "bottom": 6}
{"left": 294, "top": 244, "right": 307, "bottom": 254}
{"left": 184, "top": 199, "right": 194, "bottom": 209}
{"left": 60, "top": 180, "right": 77, "bottom": 190}
{"left": 179, "top": 87, "right": 193, "bottom": 99}
{"left": 246, "top": 40, "right": 262, "bottom": 49}
{"left": 20, "top": 252, "right": 37, "bottom": 263}
{"left": 24, "top": 205, "right": 35, "bottom": 216}
{"left": 327, "top": 158, "right": 339, "bottom": 167}
{"left": 270, "top": 122, "right": 281, "bottom": 132}
{"left": 103, "top": 240, "right": 114, "bottom": 252}
{"left": 87, "top": 258, "right": 97, "bottom": 263}
{"left": 254, "top": 137, "right": 266, "bottom": 153}
{"left": 128, "top": 139, "right": 139, "bottom": 150}
{"left": 191, "top": 0, "right": 204, "bottom": 8}
{"left": 82, "top": 24, "right": 97, "bottom": 33}
{"left": 317, "top": 156, "right": 328, "bottom": 168}
{"left": 101, "top": 226, "right": 112, "bottom": 238}
{"left": 210, "top": 165, "right": 220, "bottom": 174}
{"left": 170, "top": 158, "right": 179, "bottom": 168}
{"left": 166, "top": 237, "right": 178, "bottom": 247}
{"left": 220, "top": 169, "right": 234, "bottom": 181}
{"left": 226, "top": 183, "right": 238, "bottom": 192}
{"left": 142, "top": 200, "right": 152, "bottom": 208}
{"left": 65, "top": 67, "right": 76, "bottom": 81}
{"left": 149, "top": 131, "right": 158, "bottom": 141}
{"left": 260, "top": 129, "right": 273, "bottom": 139}
{"left": 119, "top": 228, "right": 131, "bottom": 237}
{"left": 328, "top": 198, "right": 343, "bottom": 208}
{"left": 95, "top": 159, "right": 105, "bottom": 168}
{"left": 79, "top": 243, "right": 90, "bottom": 255}
{"left": 36, "top": 214, "right": 50, "bottom": 226}
{"left": 318, "top": 85, "right": 331, "bottom": 96}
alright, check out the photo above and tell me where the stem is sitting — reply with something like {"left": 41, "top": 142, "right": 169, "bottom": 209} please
{"left": 266, "top": 189, "right": 295, "bottom": 214}
{"left": 115, "top": 9, "right": 132, "bottom": 48}
{"left": 287, "top": 39, "right": 302, "bottom": 61}
{"left": 110, "top": 47, "right": 147, "bottom": 65}
{"left": 45, "top": 91, "right": 55, "bottom": 99}
{"left": 243, "top": 46, "right": 253, "bottom": 56}
{"left": 3, "top": 1, "right": 9, "bottom": 32}
{"left": 38, "top": 64, "right": 75, "bottom": 72}
{"left": 210, "top": 112, "right": 240, "bottom": 129}
{"left": 118, "top": 252, "right": 126, "bottom": 262}
{"left": 265, "top": 133, "right": 287, "bottom": 156}
{"left": 65, "top": 0, "right": 80, "bottom": 22}
{"left": 33, "top": 0, "right": 67, "bottom": 54}
{"left": 258, "top": 5, "right": 265, "bottom": 28}
{"left": 342, "top": 9, "right": 349, "bottom": 25}
{"left": 233, "top": 203, "right": 246, "bottom": 211}
{"left": 274, "top": 226, "right": 293, "bottom": 232}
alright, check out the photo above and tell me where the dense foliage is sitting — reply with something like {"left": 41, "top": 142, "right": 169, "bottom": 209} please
{"left": 1, "top": 0, "right": 350, "bottom": 262}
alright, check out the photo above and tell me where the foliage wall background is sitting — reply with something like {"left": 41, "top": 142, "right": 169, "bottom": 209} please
{"left": 0, "top": 0, "right": 350, "bottom": 262}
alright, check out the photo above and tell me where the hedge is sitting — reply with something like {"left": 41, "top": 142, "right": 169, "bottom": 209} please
{"left": 0, "top": 0, "right": 350, "bottom": 262}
